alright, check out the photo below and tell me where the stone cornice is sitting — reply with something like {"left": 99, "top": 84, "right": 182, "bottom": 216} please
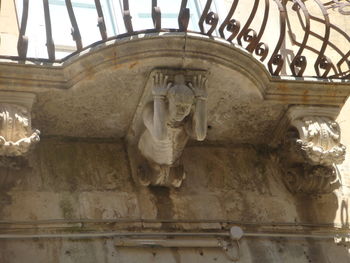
{"left": 0, "top": 33, "right": 349, "bottom": 107}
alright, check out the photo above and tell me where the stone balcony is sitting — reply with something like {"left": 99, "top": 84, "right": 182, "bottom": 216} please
{"left": 0, "top": 1, "right": 350, "bottom": 262}
{"left": 1, "top": 32, "right": 349, "bottom": 142}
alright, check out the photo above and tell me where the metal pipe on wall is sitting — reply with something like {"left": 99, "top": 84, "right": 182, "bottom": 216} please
{"left": 0, "top": 230, "right": 348, "bottom": 241}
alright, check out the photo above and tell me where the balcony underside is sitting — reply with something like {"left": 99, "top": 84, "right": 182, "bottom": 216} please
{"left": 0, "top": 33, "right": 349, "bottom": 144}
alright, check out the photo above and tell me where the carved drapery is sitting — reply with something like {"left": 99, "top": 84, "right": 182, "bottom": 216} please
{"left": 277, "top": 106, "right": 345, "bottom": 194}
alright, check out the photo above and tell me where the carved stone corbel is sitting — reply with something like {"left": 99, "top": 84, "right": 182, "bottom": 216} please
{"left": 127, "top": 69, "right": 208, "bottom": 188}
{"left": 0, "top": 92, "right": 40, "bottom": 167}
{"left": 275, "top": 106, "right": 345, "bottom": 194}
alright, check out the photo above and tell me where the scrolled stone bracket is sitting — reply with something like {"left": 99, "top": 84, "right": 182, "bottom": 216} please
{"left": 0, "top": 91, "right": 40, "bottom": 166}
{"left": 273, "top": 106, "right": 345, "bottom": 194}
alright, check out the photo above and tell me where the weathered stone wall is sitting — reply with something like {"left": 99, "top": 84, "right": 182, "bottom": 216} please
{"left": 0, "top": 138, "right": 349, "bottom": 262}
{"left": 337, "top": 99, "right": 350, "bottom": 193}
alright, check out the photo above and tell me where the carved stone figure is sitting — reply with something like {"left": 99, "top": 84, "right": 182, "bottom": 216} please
{"left": 0, "top": 103, "right": 40, "bottom": 157}
{"left": 137, "top": 72, "right": 207, "bottom": 187}
{"left": 277, "top": 107, "right": 346, "bottom": 194}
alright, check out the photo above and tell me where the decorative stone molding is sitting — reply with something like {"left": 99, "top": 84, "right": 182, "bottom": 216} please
{"left": 290, "top": 117, "right": 345, "bottom": 166}
{"left": 0, "top": 92, "right": 40, "bottom": 161}
{"left": 128, "top": 69, "right": 208, "bottom": 188}
{"left": 275, "top": 106, "right": 345, "bottom": 194}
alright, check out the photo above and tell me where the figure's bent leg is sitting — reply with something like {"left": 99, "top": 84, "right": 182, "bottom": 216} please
{"left": 138, "top": 160, "right": 171, "bottom": 187}
{"left": 169, "top": 160, "right": 186, "bottom": 188}
{"left": 137, "top": 157, "right": 185, "bottom": 188}
{"left": 137, "top": 161, "right": 152, "bottom": 186}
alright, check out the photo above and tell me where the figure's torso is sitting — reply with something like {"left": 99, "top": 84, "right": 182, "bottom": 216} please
{"left": 138, "top": 123, "right": 189, "bottom": 165}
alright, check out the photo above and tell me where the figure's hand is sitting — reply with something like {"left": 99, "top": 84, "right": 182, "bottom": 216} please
{"left": 189, "top": 75, "right": 207, "bottom": 98}
{"left": 152, "top": 73, "right": 172, "bottom": 97}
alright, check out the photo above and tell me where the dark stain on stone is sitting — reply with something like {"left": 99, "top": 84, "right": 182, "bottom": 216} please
{"left": 253, "top": 146, "right": 274, "bottom": 195}
{"left": 129, "top": 61, "right": 138, "bottom": 69}
{"left": 302, "top": 239, "right": 327, "bottom": 263}
{"left": 295, "top": 195, "right": 317, "bottom": 223}
{"left": 295, "top": 194, "right": 338, "bottom": 262}
{"left": 59, "top": 198, "right": 74, "bottom": 219}
{"left": 171, "top": 248, "right": 181, "bottom": 263}
{"left": 0, "top": 166, "right": 29, "bottom": 217}
{"left": 38, "top": 242, "right": 45, "bottom": 249}
{"left": 247, "top": 240, "right": 275, "bottom": 263}
{"left": 0, "top": 156, "right": 28, "bottom": 170}
{"left": 149, "top": 186, "right": 174, "bottom": 228}
{"left": 340, "top": 199, "right": 349, "bottom": 228}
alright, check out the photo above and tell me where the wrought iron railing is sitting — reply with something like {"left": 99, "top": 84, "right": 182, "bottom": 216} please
{"left": 4, "top": 0, "right": 350, "bottom": 79}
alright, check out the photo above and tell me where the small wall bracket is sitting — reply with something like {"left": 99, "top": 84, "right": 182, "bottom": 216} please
{"left": 273, "top": 106, "right": 345, "bottom": 194}
{"left": 0, "top": 91, "right": 40, "bottom": 167}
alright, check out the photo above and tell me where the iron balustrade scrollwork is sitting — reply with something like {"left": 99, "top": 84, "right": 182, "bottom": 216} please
{"left": 4, "top": 0, "right": 350, "bottom": 79}
{"left": 218, "top": 0, "right": 240, "bottom": 41}
{"left": 246, "top": 0, "right": 270, "bottom": 62}
{"left": 287, "top": 0, "right": 310, "bottom": 77}
{"left": 199, "top": 0, "right": 219, "bottom": 36}
{"left": 268, "top": 0, "right": 286, "bottom": 76}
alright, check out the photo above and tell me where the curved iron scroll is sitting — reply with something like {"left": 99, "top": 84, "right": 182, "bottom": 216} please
{"left": 236, "top": 0, "right": 260, "bottom": 47}
{"left": 219, "top": 0, "right": 240, "bottom": 40}
{"left": 268, "top": 0, "right": 286, "bottom": 76}
{"left": 250, "top": 0, "right": 270, "bottom": 62}
{"left": 287, "top": 0, "right": 310, "bottom": 77}
{"left": 314, "top": 0, "right": 333, "bottom": 78}
{"left": 291, "top": 6, "right": 348, "bottom": 77}
{"left": 198, "top": 0, "right": 219, "bottom": 36}
{"left": 7, "top": 0, "right": 350, "bottom": 79}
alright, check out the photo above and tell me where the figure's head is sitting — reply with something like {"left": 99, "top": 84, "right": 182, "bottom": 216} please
{"left": 167, "top": 75, "right": 194, "bottom": 122}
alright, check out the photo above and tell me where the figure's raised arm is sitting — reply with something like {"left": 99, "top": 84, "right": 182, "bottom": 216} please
{"left": 150, "top": 73, "right": 172, "bottom": 140}
{"left": 188, "top": 75, "right": 208, "bottom": 141}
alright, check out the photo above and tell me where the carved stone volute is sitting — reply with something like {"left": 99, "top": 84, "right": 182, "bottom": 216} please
{"left": 276, "top": 106, "right": 345, "bottom": 194}
{"left": 0, "top": 92, "right": 40, "bottom": 162}
{"left": 291, "top": 116, "right": 345, "bottom": 166}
